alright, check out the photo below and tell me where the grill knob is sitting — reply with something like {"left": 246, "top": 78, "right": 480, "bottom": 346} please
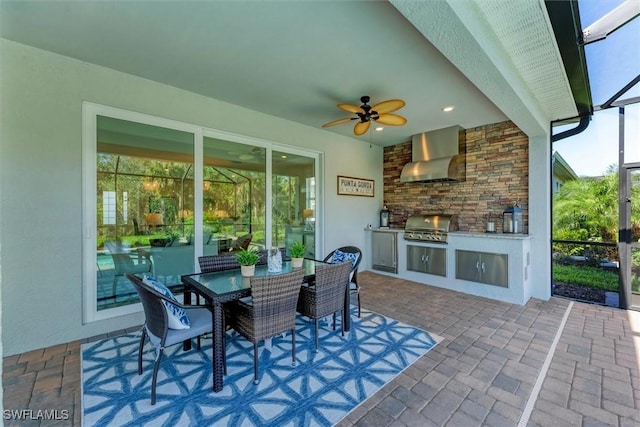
{"left": 416, "top": 233, "right": 423, "bottom": 240}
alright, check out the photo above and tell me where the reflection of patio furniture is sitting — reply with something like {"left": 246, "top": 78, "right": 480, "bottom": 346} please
{"left": 149, "top": 237, "right": 171, "bottom": 247}
{"left": 144, "top": 245, "right": 195, "bottom": 285}
{"left": 230, "top": 233, "right": 252, "bottom": 252}
{"left": 133, "top": 218, "right": 149, "bottom": 235}
{"left": 105, "top": 241, "right": 152, "bottom": 296}
{"left": 203, "top": 236, "right": 232, "bottom": 256}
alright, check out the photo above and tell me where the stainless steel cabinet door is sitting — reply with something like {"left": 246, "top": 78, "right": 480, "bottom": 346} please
{"left": 480, "top": 252, "right": 508, "bottom": 287}
{"left": 424, "top": 247, "right": 446, "bottom": 277}
{"left": 456, "top": 250, "right": 481, "bottom": 282}
{"left": 372, "top": 231, "right": 397, "bottom": 273}
{"left": 407, "top": 245, "right": 446, "bottom": 276}
{"left": 455, "top": 250, "right": 508, "bottom": 287}
{"left": 407, "top": 245, "right": 427, "bottom": 273}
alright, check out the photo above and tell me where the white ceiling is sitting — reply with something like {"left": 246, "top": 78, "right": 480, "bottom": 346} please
{"left": 0, "top": 0, "right": 577, "bottom": 146}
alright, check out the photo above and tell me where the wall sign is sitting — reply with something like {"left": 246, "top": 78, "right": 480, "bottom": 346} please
{"left": 337, "top": 175, "right": 374, "bottom": 197}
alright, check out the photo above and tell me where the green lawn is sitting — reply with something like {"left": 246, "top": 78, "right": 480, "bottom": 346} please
{"left": 552, "top": 264, "right": 618, "bottom": 291}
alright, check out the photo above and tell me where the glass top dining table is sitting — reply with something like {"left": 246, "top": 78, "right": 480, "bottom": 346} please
{"left": 183, "top": 258, "right": 324, "bottom": 300}
{"left": 181, "top": 258, "right": 351, "bottom": 392}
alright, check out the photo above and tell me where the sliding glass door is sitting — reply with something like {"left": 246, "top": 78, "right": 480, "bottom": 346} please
{"left": 273, "top": 149, "right": 316, "bottom": 258}
{"left": 83, "top": 104, "right": 321, "bottom": 322}
{"left": 202, "top": 136, "right": 266, "bottom": 254}
{"left": 95, "top": 115, "right": 195, "bottom": 311}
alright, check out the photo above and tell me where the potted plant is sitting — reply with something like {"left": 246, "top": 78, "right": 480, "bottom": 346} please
{"left": 236, "top": 247, "right": 260, "bottom": 276}
{"left": 290, "top": 241, "right": 306, "bottom": 268}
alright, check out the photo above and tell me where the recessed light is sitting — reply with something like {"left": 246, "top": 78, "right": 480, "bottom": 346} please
{"left": 281, "top": 155, "right": 287, "bottom": 158}
{"left": 442, "top": 106, "right": 455, "bottom": 112}
{"left": 239, "top": 154, "right": 255, "bottom": 160}
{"left": 375, "top": 127, "right": 384, "bottom": 131}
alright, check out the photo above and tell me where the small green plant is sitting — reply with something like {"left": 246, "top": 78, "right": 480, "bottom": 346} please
{"left": 290, "top": 241, "right": 306, "bottom": 258}
{"left": 235, "top": 247, "right": 260, "bottom": 266}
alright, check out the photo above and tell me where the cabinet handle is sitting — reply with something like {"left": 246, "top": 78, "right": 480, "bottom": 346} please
{"left": 481, "top": 262, "right": 486, "bottom": 273}
{"left": 476, "top": 261, "right": 480, "bottom": 272}
{"left": 425, "top": 255, "right": 430, "bottom": 263}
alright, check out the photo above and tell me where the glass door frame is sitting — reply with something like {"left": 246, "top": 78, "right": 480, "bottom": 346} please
{"left": 619, "top": 167, "right": 640, "bottom": 311}
{"left": 620, "top": 123, "right": 640, "bottom": 311}
{"left": 83, "top": 102, "right": 323, "bottom": 323}
{"left": 201, "top": 129, "right": 323, "bottom": 255}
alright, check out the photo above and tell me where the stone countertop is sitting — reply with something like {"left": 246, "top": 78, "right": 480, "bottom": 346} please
{"left": 449, "top": 231, "right": 532, "bottom": 240}
{"left": 365, "top": 228, "right": 532, "bottom": 239}
{"left": 365, "top": 227, "right": 405, "bottom": 233}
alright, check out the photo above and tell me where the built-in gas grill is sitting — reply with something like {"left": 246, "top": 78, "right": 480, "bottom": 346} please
{"left": 404, "top": 214, "right": 457, "bottom": 243}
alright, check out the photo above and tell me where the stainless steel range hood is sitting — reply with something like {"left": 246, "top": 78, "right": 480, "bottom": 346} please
{"left": 400, "top": 125, "right": 466, "bottom": 182}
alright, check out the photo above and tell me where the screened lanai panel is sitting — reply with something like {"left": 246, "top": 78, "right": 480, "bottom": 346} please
{"left": 580, "top": 0, "right": 640, "bottom": 106}
{"left": 624, "top": 103, "right": 640, "bottom": 164}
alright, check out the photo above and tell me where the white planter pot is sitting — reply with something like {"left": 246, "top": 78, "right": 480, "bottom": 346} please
{"left": 241, "top": 265, "right": 256, "bottom": 277}
{"left": 291, "top": 257, "right": 304, "bottom": 268}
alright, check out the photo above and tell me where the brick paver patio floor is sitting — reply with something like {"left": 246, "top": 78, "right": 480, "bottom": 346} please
{"left": 3, "top": 271, "right": 640, "bottom": 426}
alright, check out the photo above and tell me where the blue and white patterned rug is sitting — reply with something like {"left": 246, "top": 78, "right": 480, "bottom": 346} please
{"left": 82, "top": 307, "right": 441, "bottom": 426}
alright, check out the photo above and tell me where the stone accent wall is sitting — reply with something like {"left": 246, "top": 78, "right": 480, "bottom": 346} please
{"left": 383, "top": 121, "right": 529, "bottom": 233}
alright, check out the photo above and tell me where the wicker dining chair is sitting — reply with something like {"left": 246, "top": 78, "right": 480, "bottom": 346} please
{"left": 226, "top": 269, "right": 305, "bottom": 384}
{"left": 198, "top": 247, "right": 287, "bottom": 273}
{"left": 198, "top": 252, "right": 241, "bottom": 272}
{"left": 296, "top": 261, "right": 351, "bottom": 351}
{"left": 323, "top": 246, "right": 363, "bottom": 317}
{"left": 126, "top": 273, "right": 216, "bottom": 405}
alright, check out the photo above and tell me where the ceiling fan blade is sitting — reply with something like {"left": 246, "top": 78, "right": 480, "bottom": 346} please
{"left": 372, "top": 99, "right": 405, "bottom": 114}
{"left": 322, "top": 117, "right": 356, "bottom": 128}
{"left": 375, "top": 113, "right": 407, "bottom": 126}
{"left": 354, "top": 121, "right": 371, "bottom": 136}
{"left": 338, "top": 103, "right": 365, "bottom": 114}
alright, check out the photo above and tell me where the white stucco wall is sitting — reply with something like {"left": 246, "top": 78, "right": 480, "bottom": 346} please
{"left": 0, "top": 39, "right": 383, "bottom": 356}
{"left": 528, "top": 134, "right": 553, "bottom": 301}
{"left": 0, "top": 49, "right": 4, "bottom": 410}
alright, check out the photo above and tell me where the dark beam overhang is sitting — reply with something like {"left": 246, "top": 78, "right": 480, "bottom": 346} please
{"left": 545, "top": 0, "right": 593, "bottom": 120}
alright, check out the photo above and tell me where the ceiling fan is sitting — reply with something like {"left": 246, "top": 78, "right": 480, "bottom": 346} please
{"left": 322, "top": 95, "right": 407, "bottom": 136}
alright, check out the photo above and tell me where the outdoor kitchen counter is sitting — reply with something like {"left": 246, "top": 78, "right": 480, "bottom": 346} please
{"left": 364, "top": 229, "right": 534, "bottom": 305}
{"left": 366, "top": 228, "right": 533, "bottom": 238}
{"left": 364, "top": 227, "right": 404, "bottom": 233}
{"left": 449, "top": 231, "right": 532, "bottom": 240}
